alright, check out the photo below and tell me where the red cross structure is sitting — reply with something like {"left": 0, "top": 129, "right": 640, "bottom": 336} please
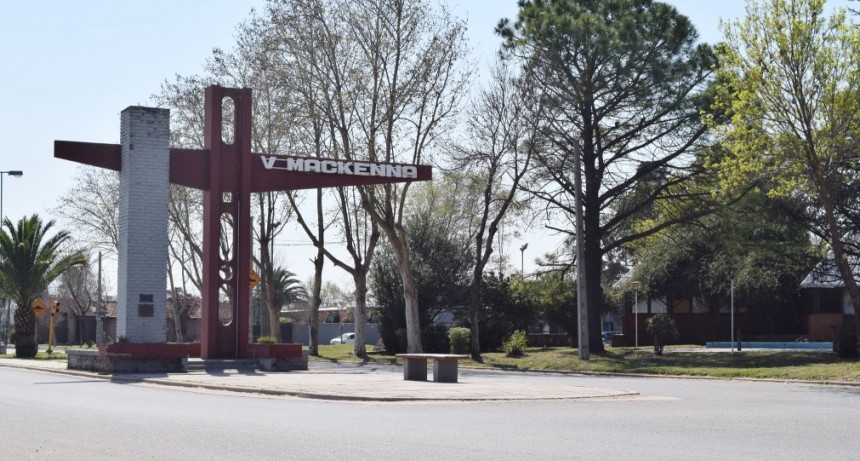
{"left": 55, "top": 85, "right": 431, "bottom": 362}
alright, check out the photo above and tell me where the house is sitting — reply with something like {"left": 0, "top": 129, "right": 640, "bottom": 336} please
{"left": 799, "top": 256, "right": 857, "bottom": 341}
{"left": 614, "top": 272, "right": 808, "bottom": 346}
{"left": 34, "top": 297, "right": 118, "bottom": 345}
{"left": 34, "top": 295, "right": 203, "bottom": 345}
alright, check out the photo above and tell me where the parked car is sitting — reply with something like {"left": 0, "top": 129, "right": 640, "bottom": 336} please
{"left": 329, "top": 332, "right": 356, "bottom": 345}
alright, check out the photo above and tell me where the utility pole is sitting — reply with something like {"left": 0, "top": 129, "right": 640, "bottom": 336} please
{"left": 520, "top": 243, "right": 528, "bottom": 275}
{"left": 1, "top": 169, "right": 23, "bottom": 345}
{"left": 632, "top": 281, "right": 640, "bottom": 347}
{"left": 96, "top": 252, "right": 104, "bottom": 344}
{"left": 574, "top": 141, "right": 589, "bottom": 360}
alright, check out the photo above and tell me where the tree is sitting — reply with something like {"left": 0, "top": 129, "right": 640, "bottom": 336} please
{"left": 58, "top": 256, "right": 99, "bottom": 344}
{"left": 370, "top": 191, "right": 473, "bottom": 353}
{"left": 498, "top": 0, "right": 716, "bottom": 352}
{"left": 316, "top": 281, "right": 352, "bottom": 309}
{"left": 54, "top": 167, "right": 120, "bottom": 256}
{"left": 632, "top": 190, "right": 815, "bottom": 332}
{"left": 155, "top": 24, "right": 298, "bottom": 335}
{"left": 710, "top": 0, "right": 860, "bottom": 352}
{"left": 267, "top": 267, "right": 307, "bottom": 339}
{"left": 476, "top": 273, "right": 539, "bottom": 352}
{"left": 267, "top": 0, "right": 472, "bottom": 353}
{"left": 166, "top": 287, "right": 199, "bottom": 342}
{"left": 520, "top": 265, "right": 579, "bottom": 345}
{"left": 646, "top": 313, "right": 678, "bottom": 355}
{"left": 451, "top": 60, "right": 536, "bottom": 360}
{"left": 0, "top": 215, "right": 84, "bottom": 357}
{"left": 290, "top": 185, "right": 380, "bottom": 357}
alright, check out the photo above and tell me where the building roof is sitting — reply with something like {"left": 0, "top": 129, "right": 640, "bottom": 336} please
{"left": 800, "top": 254, "right": 860, "bottom": 289}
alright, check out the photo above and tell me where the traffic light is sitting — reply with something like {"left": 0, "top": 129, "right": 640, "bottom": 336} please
{"left": 48, "top": 300, "right": 60, "bottom": 354}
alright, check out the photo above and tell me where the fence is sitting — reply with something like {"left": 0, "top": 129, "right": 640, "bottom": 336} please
{"left": 291, "top": 323, "right": 381, "bottom": 347}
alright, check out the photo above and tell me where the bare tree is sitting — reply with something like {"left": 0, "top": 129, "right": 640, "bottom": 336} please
{"left": 266, "top": 0, "right": 471, "bottom": 352}
{"left": 153, "top": 13, "right": 299, "bottom": 340}
{"left": 58, "top": 257, "right": 98, "bottom": 344}
{"left": 290, "top": 185, "right": 380, "bottom": 357}
{"left": 54, "top": 168, "right": 120, "bottom": 257}
{"left": 166, "top": 285, "right": 198, "bottom": 342}
{"left": 450, "top": 61, "right": 537, "bottom": 360}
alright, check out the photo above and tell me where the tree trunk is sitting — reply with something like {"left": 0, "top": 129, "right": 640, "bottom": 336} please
{"left": 260, "top": 303, "right": 270, "bottom": 337}
{"left": 389, "top": 234, "right": 422, "bottom": 353}
{"left": 583, "top": 176, "right": 605, "bottom": 353}
{"left": 469, "top": 268, "right": 483, "bottom": 360}
{"left": 821, "top": 191, "right": 860, "bottom": 355}
{"left": 14, "top": 304, "right": 37, "bottom": 358}
{"left": 76, "top": 316, "right": 85, "bottom": 345}
{"left": 175, "top": 315, "right": 184, "bottom": 343}
{"left": 353, "top": 273, "right": 369, "bottom": 358}
{"left": 400, "top": 266, "right": 422, "bottom": 354}
{"left": 267, "top": 303, "right": 281, "bottom": 344}
{"left": 581, "top": 118, "right": 605, "bottom": 354}
{"left": 308, "top": 253, "right": 324, "bottom": 356}
{"left": 167, "top": 264, "right": 184, "bottom": 343}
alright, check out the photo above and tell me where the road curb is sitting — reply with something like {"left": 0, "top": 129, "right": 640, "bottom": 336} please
{"left": 0, "top": 360, "right": 637, "bottom": 402}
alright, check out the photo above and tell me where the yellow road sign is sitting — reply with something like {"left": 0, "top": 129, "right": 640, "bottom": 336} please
{"left": 250, "top": 269, "right": 261, "bottom": 289}
{"left": 31, "top": 299, "right": 47, "bottom": 318}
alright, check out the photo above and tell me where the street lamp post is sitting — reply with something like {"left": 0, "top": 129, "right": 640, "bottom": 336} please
{"left": 519, "top": 243, "right": 528, "bottom": 275}
{"left": 1, "top": 170, "right": 23, "bottom": 346}
{"left": 631, "top": 281, "right": 640, "bottom": 348}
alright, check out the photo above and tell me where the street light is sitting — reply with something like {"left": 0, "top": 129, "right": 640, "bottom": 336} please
{"left": 519, "top": 243, "right": 528, "bottom": 275}
{"left": 1, "top": 170, "right": 23, "bottom": 346}
{"left": 631, "top": 281, "right": 640, "bottom": 348}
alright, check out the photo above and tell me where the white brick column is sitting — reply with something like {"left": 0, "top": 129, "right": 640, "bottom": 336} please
{"left": 116, "top": 106, "right": 170, "bottom": 343}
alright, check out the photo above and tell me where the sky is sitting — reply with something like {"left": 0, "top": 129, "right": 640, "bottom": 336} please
{"left": 0, "top": 0, "right": 855, "bottom": 293}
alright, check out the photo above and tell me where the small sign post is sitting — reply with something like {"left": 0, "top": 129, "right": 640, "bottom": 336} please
{"left": 31, "top": 299, "right": 46, "bottom": 319}
{"left": 250, "top": 270, "right": 261, "bottom": 290}
{"left": 47, "top": 300, "right": 59, "bottom": 354}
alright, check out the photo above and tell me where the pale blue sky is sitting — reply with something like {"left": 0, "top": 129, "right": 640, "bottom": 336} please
{"left": 0, "top": 0, "right": 853, "bottom": 285}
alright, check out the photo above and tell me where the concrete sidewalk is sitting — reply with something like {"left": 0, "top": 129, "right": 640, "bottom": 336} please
{"left": 0, "top": 356, "right": 638, "bottom": 402}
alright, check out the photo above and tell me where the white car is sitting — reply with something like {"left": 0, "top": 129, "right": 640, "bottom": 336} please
{"left": 329, "top": 332, "right": 356, "bottom": 345}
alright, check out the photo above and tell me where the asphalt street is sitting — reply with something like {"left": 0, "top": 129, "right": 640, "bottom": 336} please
{"left": 0, "top": 360, "right": 858, "bottom": 460}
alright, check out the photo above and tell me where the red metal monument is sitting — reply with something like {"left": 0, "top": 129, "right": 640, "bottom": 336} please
{"left": 56, "top": 86, "right": 431, "bottom": 364}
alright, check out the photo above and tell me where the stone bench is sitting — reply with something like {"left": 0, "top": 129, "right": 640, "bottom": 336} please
{"left": 395, "top": 353, "right": 469, "bottom": 383}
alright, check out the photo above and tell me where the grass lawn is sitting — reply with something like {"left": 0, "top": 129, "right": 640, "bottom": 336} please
{"left": 0, "top": 344, "right": 95, "bottom": 361}
{"left": 312, "top": 344, "right": 860, "bottom": 382}
{"left": 0, "top": 351, "right": 68, "bottom": 361}
{"left": 4, "top": 343, "right": 857, "bottom": 382}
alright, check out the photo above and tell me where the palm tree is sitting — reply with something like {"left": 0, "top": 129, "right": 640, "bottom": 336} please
{"left": 265, "top": 267, "right": 307, "bottom": 342}
{"left": 0, "top": 215, "right": 85, "bottom": 357}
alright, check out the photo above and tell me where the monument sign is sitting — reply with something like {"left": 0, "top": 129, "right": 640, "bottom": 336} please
{"left": 56, "top": 86, "right": 430, "bottom": 369}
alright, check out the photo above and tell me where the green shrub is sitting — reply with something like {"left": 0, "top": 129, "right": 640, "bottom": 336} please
{"left": 256, "top": 336, "right": 276, "bottom": 344}
{"left": 448, "top": 327, "right": 471, "bottom": 354}
{"left": 646, "top": 314, "right": 678, "bottom": 355}
{"left": 834, "top": 318, "right": 859, "bottom": 358}
{"left": 503, "top": 330, "right": 528, "bottom": 357}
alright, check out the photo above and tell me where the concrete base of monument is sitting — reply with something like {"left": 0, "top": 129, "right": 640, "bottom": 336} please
{"left": 66, "top": 342, "right": 308, "bottom": 374}
{"left": 67, "top": 348, "right": 188, "bottom": 374}
{"left": 243, "top": 343, "right": 308, "bottom": 371}
{"left": 257, "top": 351, "right": 309, "bottom": 371}
{"left": 99, "top": 342, "right": 201, "bottom": 358}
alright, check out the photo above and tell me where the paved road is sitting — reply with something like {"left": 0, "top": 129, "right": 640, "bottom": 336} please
{"left": 1, "top": 364, "right": 858, "bottom": 460}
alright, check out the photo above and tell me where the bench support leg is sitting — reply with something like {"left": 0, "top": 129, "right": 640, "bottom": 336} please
{"left": 403, "top": 358, "right": 428, "bottom": 381}
{"left": 433, "top": 360, "right": 459, "bottom": 383}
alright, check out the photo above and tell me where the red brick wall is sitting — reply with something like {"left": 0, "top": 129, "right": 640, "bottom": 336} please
{"left": 803, "top": 314, "right": 842, "bottom": 342}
